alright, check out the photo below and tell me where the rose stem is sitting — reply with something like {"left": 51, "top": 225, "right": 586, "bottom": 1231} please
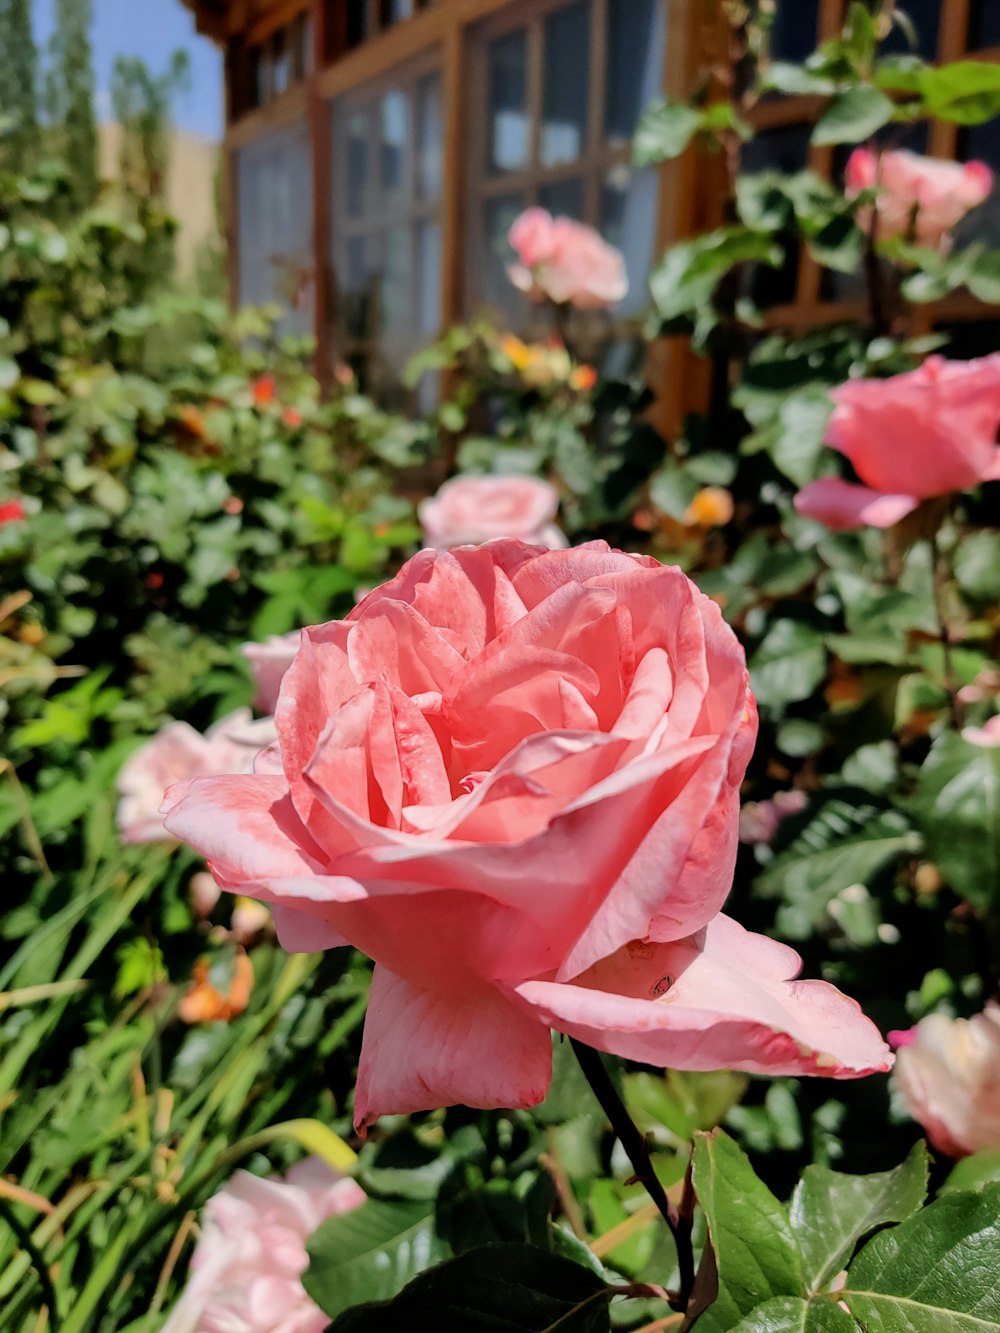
{"left": 570, "top": 1038, "right": 696, "bottom": 1310}
{"left": 929, "top": 525, "right": 962, "bottom": 730}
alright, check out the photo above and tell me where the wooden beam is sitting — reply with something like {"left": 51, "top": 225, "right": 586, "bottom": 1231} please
{"left": 310, "top": 0, "right": 334, "bottom": 387}
{"left": 439, "top": 19, "right": 465, "bottom": 326}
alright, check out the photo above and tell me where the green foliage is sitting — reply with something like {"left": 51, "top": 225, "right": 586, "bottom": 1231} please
{"left": 914, "top": 733, "right": 1000, "bottom": 913}
{"left": 45, "top": 0, "right": 98, "bottom": 208}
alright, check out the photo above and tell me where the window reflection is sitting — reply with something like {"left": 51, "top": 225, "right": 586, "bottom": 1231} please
{"left": 488, "top": 32, "right": 529, "bottom": 173}
{"left": 236, "top": 119, "right": 314, "bottom": 336}
{"left": 541, "top": 3, "right": 589, "bottom": 166}
{"left": 483, "top": 192, "right": 527, "bottom": 317}
{"left": 539, "top": 176, "right": 584, "bottom": 220}
{"left": 417, "top": 73, "right": 443, "bottom": 200}
{"left": 380, "top": 89, "right": 408, "bottom": 193}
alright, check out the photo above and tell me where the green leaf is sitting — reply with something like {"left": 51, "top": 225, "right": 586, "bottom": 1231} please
{"left": 790, "top": 1143, "right": 928, "bottom": 1293}
{"left": 955, "top": 530, "right": 1000, "bottom": 604}
{"left": 650, "top": 228, "right": 783, "bottom": 324}
{"left": 633, "top": 100, "right": 703, "bottom": 165}
{"left": 841, "top": 1185, "right": 1000, "bottom": 1329}
{"left": 727, "top": 1295, "right": 858, "bottom": 1331}
{"left": 757, "top": 801, "right": 920, "bottom": 941}
{"left": 691, "top": 1129, "right": 803, "bottom": 1332}
{"left": 761, "top": 63, "right": 837, "bottom": 96}
{"left": 941, "top": 1150, "right": 1000, "bottom": 1196}
{"left": 749, "top": 620, "right": 827, "bottom": 713}
{"left": 920, "top": 61, "right": 1000, "bottom": 124}
{"left": 326, "top": 1243, "right": 616, "bottom": 1332}
{"left": 813, "top": 86, "right": 895, "bottom": 145}
{"left": 914, "top": 733, "right": 1000, "bottom": 912}
{"left": 304, "top": 1198, "right": 449, "bottom": 1318}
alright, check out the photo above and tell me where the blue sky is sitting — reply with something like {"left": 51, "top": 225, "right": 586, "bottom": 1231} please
{"left": 32, "top": 0, "right": 223, "bottom": 140}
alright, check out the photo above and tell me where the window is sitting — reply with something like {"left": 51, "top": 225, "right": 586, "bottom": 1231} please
{"left": 330, "top": 62, "right": 444, "bottom": 402}
{"left": 242, "top": 12, "right": 312, "bottom": 113}
{"left": 466, "top": 0, "right": 665, "bottom": 324}
{"left": 339, "top": 0, "right": 434, "bottom": 55}
{"left": 235, "top": 118, "right": 314, "bottom": 335}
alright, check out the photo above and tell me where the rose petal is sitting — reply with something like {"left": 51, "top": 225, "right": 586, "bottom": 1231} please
{"left": 794, "top": 478, "right": 919, "bottom": 530}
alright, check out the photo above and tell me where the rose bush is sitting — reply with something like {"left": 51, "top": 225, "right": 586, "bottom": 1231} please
{"left": 846, "top": 148, "right": 993, "bottom": 249}
{"left": 418, "top": 475, "right": 567, "bottom": 550}
{"left": 794, "top": 354, "right": 1000, "bottom": 529}
{"left": 165, "top": 542, "right": 890, "bottom": 1129}
{"left": 163, "top": 1158, "right": 365, "bottom": 1333}
{"left": 507, "top": 207, "right": 629, "bottom": 309}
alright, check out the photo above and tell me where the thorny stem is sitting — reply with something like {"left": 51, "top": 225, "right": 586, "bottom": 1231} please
{"left": 570, "top": 1039, "right": 696, "bottom": 1312}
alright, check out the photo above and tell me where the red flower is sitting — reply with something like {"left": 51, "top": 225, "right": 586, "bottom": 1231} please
{"left": 252, "top": 374, "right": 276, "bottom": 407}
{"left": 0, "top": 500, "right": 26, "bottom": 524}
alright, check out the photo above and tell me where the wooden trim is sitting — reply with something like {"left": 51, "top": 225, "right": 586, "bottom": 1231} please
{"left": 224, "top": 143, "right": 240, "bottom": 310}
{"left": 247, "top": 0, "right": 308, "bottom": 46}
{"left": 309, "top": 0, "right": 333, "bottom": 386}
{"left": 225, "top": 83, "right": 309, "bottom": 148}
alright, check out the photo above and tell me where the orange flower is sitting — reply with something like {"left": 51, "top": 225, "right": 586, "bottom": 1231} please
{"left": 178, "top": 950, "right": 253, "bottom": 1024}
{"left": 499, "top": 333, "right": 533, "bottom": 372}
{"left": 684, "top": 487, "right": 735, "bottom": 528}
{"left": 282, "top": 407, "right": 303, "bottom": 428}
{"left": 252, "top": 374, "right": 276, "bottom": 407}
{"left": 570, "top": 364, "right": 597, "bottom": 392}
{"left": 177, "top": 404, "right": 208, "bottom": 439}
{"left": 825, "top": 659, "right": 865, "bottom": 711}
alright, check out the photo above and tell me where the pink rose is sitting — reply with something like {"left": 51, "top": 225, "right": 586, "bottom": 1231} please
{"left": 164, "top": 542, "right": 891, "bottom": 1129}
{"left": 163, "top": 1157, "right": 365, "bottom": 1333}
{"left": 738, "top": 789, "right": 809, "bottom": 845}
{"left": 846, "top": 148, "right": 993, "bottom": 249}
{"left": 243, "top": 632, "right": 302, "bottom": 714}
{"left": 116, "top": 709, "right": 277, "bottom": 844}
{"left": 418, "top": 475, "right": 567, "bottom": 550}
{"left": 892, "top": 1005, "right": 1000, "bottom": 1158}
{"left": 508, "top": 208, "right": 628, "bottom": 309}
{"left": 962, "top": 714, "right": 1000, "bottom": 747}
{"left": 795, "top": 354, "right": 1000, "bottom": 529}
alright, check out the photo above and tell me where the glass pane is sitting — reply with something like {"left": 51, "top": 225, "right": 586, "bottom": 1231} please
{"left": 417, "top": 73, "right": 443, "bottom": 201}
{"left": 480, "top": 192, "right": 526, "bottom": 315}
{"left": 601, "top": 163, "right": 657, "bottom": 316}
{"left": 541, "top": 2, "right": 589, "bottom": 166}
{"left": 969, "top": 0, "right": 1000, "bottom": 48}
{"left": 488, "top": 31, "right": 528, "bottom": 174}
{"left": 768, "top": 0, "right": 819, "bottom": 62}
{"left": 251, "top": 46, "right": 268, "bottom": 107}
{"left": 934, "top": 319, "right": 1000, "bottom": 360}
{"left": 345, "top": 109, "right": 368, "bottom": 219}
{"left": 954, "top": 122, "right": 1000, "bottom": 248}
{"left": 740, "top": 121, "right": 811, "bottom": 175}
{"left": 381, "top": 225, "right": 413, "bottom": 335}
{"left": 271, "top": 28, "right": 290, "bottom": 98}
{"left": 347, "top": 0, "right": 368, "bottom": 47}
{"left": 875, "top": 0, "right": 940, "bottom": 58}
{"left": 382, "top": 0, "right": 414, "bottom": 22}
{"left": 417, "top": 220, "right": 442, "bottom": 334}
{"left": 539, "top": 176, "right": 584, "bottom": 219}
{"left": 342, "top": 235, "right": 375, "bottom": 340}
{"left": 605, "top": 0, "right": 661, "bottom": 145}
{"left": 236, "top": 119, "right": 314, "bottom": 335}
{"left": 380, "top": 89, "right": 408, "bottom": 193}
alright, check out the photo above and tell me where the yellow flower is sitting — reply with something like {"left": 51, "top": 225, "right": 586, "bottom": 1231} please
{"left": 684, "top": 486, "right": 735, "bottom": 528}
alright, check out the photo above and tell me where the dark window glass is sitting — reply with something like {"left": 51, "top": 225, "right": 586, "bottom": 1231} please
{"left": 539, "top": 175, "right": 585, "bottom": 219}
{"left": 249, "top": 46, "right": 265, "bottom": 108}
{"left": 541, "top": 2, "right": 589, "bottom": 166}
{"left": 381, "top": 0, "right": 415, "bottom": 23}
{"left": 482, "top": 192, "right": 526, "bottom": 315}
{"left": 417, "top": 72, "right": 443, "bottom": 200}
{"left": 969, "top": 0, "right": 1000, "bottom": 47}
{"left": 605, "top": 0, "right": 660, "bottom": 144}
{"left": 601, "top": 163, "right": 658, "bottom": 317}
{"left": 346, "top": 110, "right": 369, "bottom": 218}
{"left": 954, "top": 121, "right": 1000, "bottom": 248}
{"left": 768, "top": 0, "right": 819, "bottom": 62}
{"left": 876, "top": 0, "right": 940, "bottom": 58}
{"left": 488, "top": 31, "right": 529, "bottom": 173}
{"left": 741, "top": 124, "right": 811, "bottom": 308}
{"left": 379, "top": 89, "right": 408, "bottom": 193}
{"left": 347, "top": 0, "right": 368, "bottom": 48}
{"left": 271, "top": 27, "right": 290, "bottom": 98}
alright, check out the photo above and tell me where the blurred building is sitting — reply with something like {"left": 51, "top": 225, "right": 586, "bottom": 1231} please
{"left": 99, "top": 122, "right": 221, "bottom": 283}
{"left": 180, "top": 0, "right": 1000, "bottom": 418}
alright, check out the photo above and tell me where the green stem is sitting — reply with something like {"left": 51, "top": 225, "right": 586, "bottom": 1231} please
{"left": 0, "top": 1196, "right": 61, "bottom": 1329}
{"left": 929, "top": 527, "right": 962, "bottom": 730}
{"left": 570, "top": 1039, "right": 695, "bottom": 1312}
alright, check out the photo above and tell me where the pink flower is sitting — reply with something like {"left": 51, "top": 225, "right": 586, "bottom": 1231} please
{"left": 962, "top": 714, "right": 1000, "bottom": 747}
{"left": 892, "top": 1005, "right": 1000, "bottom": 1158}
{"left": 163, "top": 542, "right": 891, "bottom": 1129}
{"left": 738, "top": 789, "right": 809, "bottom": 845}
{"left": 117, "top": 709, "right": 277, "bottom": 844}
{"left": 795, "top": 354, "right": 1000, "bottom": 529}
{"left": 846, "top": 148, "right": 993, "bottom": 249}
{"left": 508, "top": 208, "right": 628, "bottom": 309}
{"left": 418, "top": 476, "right": 567, "bottom": 550}
{"left": 163, "top": 1158, "right": 365, "bottom": 1333}
{"left": 0, "top": 499, "right": 26, "bottom": 524}
{"left": 243, "top": 633, "right": 303, "bottom": 715}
